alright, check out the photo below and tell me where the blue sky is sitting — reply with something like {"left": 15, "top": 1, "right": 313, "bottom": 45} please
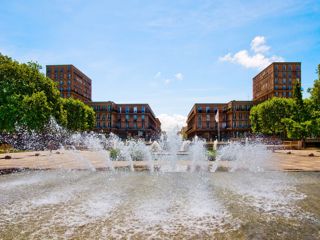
{"left": 1, "top": 0, "right": 319, "bottom": 130}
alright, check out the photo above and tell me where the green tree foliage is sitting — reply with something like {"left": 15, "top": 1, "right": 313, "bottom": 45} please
{"left": 0, "top": 54, "right": 66, "bottom": 131}
{"left": 250, "top": 98, "right": 295, "bottom": 136}
{"left": 251, "top": 66, "right": 320, "bottom": 139}
{"left": 62, "top": 98, "right": 95, "bottom": 131}
{"left": 20, "top": 91, "right": 53, "bottom": 131}
{"left": 308, "top": 64, "right": 320, "bottom": 108}
{"left": 0, "top": 54, "right": 94, "bottom": 132}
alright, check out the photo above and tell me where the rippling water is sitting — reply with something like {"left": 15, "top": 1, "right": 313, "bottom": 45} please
{"left": 0, "top": 171, "right": 319, "bottom": 239}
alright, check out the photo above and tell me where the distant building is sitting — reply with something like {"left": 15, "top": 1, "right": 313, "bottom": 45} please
{"left": 185, "top": 101, "right": 253, "bottom": 140}
{"left": 253, "top": 62, "right": 301, "bottom": 103}
{"left": 90, "top": 101, "right": 161, "bottom": 140}
{"left": 46, "top": 64, "right": 92, "bottom": 102}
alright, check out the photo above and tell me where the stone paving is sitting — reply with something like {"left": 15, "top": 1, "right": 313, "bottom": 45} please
{"left": 0, "top": 149, "right": 319, "bottom": 173}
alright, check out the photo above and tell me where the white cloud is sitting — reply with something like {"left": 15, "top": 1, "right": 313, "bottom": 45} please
{"left": 250, "top": 36, "right": 270, "bottom": 53}
{"left": 154, "top": 71, "right": 162, "bottom": 79}
{"left": 153, "top": 72, "right": 184, "bottom": 85}
{"left": 219, "top": 36, "right": 284, "bottom": 70}
{"left": 164, "top": 79, "right": 171, "bottom": 85}
{"left": 157, "top": 114, "right": 187, "bottom": 132}
{"left": 174, "top": 72, "right": 184, "bottom": 81}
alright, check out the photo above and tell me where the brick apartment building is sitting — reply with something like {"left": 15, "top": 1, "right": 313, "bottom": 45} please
{"left": 90, "top": 101, "right": 161, "bottom": 140}
{"left": 186, "top": 101, "right": 253, "bottom": 140}
{"left": 46, "top": 64, "right": 92, "bottom": 102}
{"left": 186, "top": 62, "right": 301, "bottom": 140}
{"left": 46, "top": 64, "right": 161, "bottom": 138}
{"left": 253, "top": 62, "right": 301, "bottom": 102}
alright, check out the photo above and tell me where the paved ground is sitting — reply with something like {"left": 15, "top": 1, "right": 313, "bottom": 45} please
{"left": 0, "top": 149, "right": 319, "bottom": 172}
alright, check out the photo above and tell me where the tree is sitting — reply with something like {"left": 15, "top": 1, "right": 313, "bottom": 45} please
{"left": 250, "top": 98, "right": 295, "bottom": 136}
{"left": 20, "top": 91, "right": 53, "bottom": 131}
{"left": 308, "top": 64, "right": 320, "bottom": 108}
{"left": 0, "top": 54, "right": 67, "bottom": 132}
{"left": 62, "top": 98, "right": 95, "bottom": 131}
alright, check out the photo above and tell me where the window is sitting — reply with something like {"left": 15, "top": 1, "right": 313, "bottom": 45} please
{"left": 133, "top": 106, "right": 137, "bottom": 113}
{"left": 275, "top": 92, "right": 278, "bottom": 96}
{"left": 282, "top": 85, "right": 286, "bottom": 90}
{"left": 119, "top": 107, "right": 122, "bottom": 113}
{"left": 288, "top": 86, "right": 292, "bottom": 90}
{"left": 206, "top": 114, "right": 210, "bottom": 121}
{"left": 288, "top": 65, "right": 292, "bottom": 71}
{"left": 141, "top": 115, "right": 145, "bottom": 120}
{"left": 126, "top": 122, "right": 129, "bottom": 128}
{"left": 141, "top": 106, "right": 145, "bottom": 113}
{"left": 102, "top": 114, "right": 106, "bottom": 121}
{"left": 282, "top": 65, "right": 286, "bottom": 71}
{"left": 60, "top": 81, "right": 63, "bottom": 85}
{"left": 274, "top": 78, "right": 278, "bottom": 84}
{"left": 134, "top": 122, "right": 137, "bottom": 129}
{"left": 282, "top": 78, "right": 286, "bottom": 84}
{"left": 275, "top": 65, "right": 278, "bottom": 71}
{"left": 108, "top": 114, "right": 111, "bottom": 120}
{"left": 206, "top": 106, "right": 210, "bottom": 113}
{"left": 125, "top": 106, "right": 130, "bottom": 113}
{"left": 197, "top": 115, "right": 202, "bottom": 128}
{"left": 108, "top": 122, "right": 111, "bottom": 128}
{"left": 282, "top": 72, "right": 286, "bottom": 78}
{"left": 296, "top": 65, "right": 300, "bottom": 71}
{"left": 134, "top": 115, "right": 137, "bottom": 120}
{"left": 274, "top": 86, "right": 279, "bottom": 90}
{"left": 197, "top": 106, "right": 202, "bottom": 113}
{"left": 288, "top": 92, "right": 292, "bottom": 97}
{"left": 103, "top": 122, "right": 106, "bottom": 128}
{"left": 288, "top": 78, "right": 292, "bottom": 84}
{"left": 125, "top": 115, "right": 130, "bottom": 120}
{"left": 142, "top": 121, "right": 145, "bottom": 129}
{"left": 67, "top": 80, "right": 71, "bottom": 85}
{"left": 206, "top": 121, "right": 210, "bottom": 128}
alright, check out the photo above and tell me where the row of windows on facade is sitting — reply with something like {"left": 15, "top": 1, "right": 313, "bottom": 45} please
{"left": 96, "top": 114, "right": 146, "bottom": 121}
{"left": 274, "top": 78, "right": 298, "bottom": 84}
{"left": 274, "top": 72, "right": 300, "bottom": 78}
{"left": 197, "top": 106, "right": 218, "bottom": 113}
{"left": 197, "top": 113, "right": 249, "bottom": 121}
{"left": 274, "top": 91, "right": 292, "bottom": 97}
{"left": 196, "top": 121, "right": 250, "bottom": 129}
{"left": 52, "top": 73, "right": 72, "bottom": 79}
{"left": 274, "top": 65, "right": 300, "bottom": 71}
{"left": 197, "top": 105, "right": 252, "bottom": 113}
{"left": 274, "top": 85, "right": 293, "bottom": 90}
{"left": 94, "top": 105, "right": 146, "bottom": 113}
{"left": 96, "top": 122, "right": 146, "bottom": 129}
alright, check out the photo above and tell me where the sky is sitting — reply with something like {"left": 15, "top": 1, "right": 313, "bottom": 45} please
{"left": 1, "top": 0, "right": 319, "bottom": 131}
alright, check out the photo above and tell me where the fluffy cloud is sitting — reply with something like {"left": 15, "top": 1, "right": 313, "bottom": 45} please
{"left": 157, "top": 114, "right": 187, "bottom": 132}
{"left": 174, "top": 72, "right": 184, "bottom": 81}
{"left": 153, "top": 72, "right": 184, "bottom": 85}
{"left": 219, "top": 36, "right": 284, "bottom": 70}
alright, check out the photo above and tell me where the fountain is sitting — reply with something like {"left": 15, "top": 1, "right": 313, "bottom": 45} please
{"left": 0, "top": 126, "right": 319, "bottom": 239}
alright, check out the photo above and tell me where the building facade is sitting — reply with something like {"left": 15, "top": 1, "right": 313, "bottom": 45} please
{"left": 186, "top": 101, "right": 253, "bottom": 140}
{"left": 46, "top": 64, "right": 92, "bottom": 102}
{"left": 90, "top": 101, "right": 161, "bottom": 140}
{"left": 253, "top": 62, "right": 301, "bottom": 102}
